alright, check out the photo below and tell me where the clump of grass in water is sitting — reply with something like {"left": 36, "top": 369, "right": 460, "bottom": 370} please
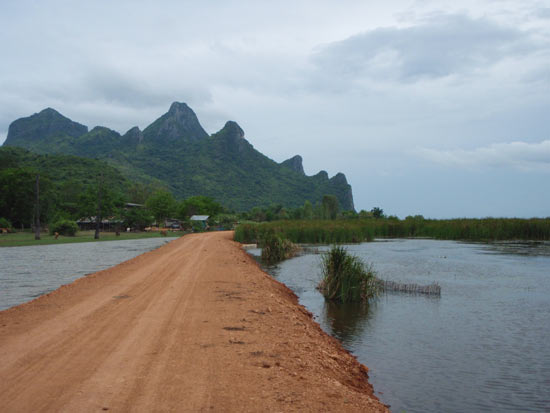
{"left": 318, "top": 246, "right": 380, "bottom": 303}
{"left": 260, "top": 232, "right": 299, "bottom": 265}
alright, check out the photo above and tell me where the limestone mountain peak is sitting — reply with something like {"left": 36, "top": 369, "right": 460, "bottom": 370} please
{"left": 142, "top": 102, "right": 208, "bottom": 143}
{"left": 281, "top": 155, "right": 304, "bottom": 175}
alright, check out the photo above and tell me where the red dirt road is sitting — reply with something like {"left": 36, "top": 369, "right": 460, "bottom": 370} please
{"left": 0, "top": 231, "right": 388, "bottom": 412}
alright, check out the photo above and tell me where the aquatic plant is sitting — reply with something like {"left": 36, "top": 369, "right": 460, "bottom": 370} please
{"left": 259, "top": 232, "right": 299, "bottom": 265}
{"left": 234, "top": 220, "right": 374, "bottom": 244}
{"left": 318, "top": 246, "right": 380, "bottom": 303}
{"left": 234, "top": 217, "right": 550, "bottom": 244}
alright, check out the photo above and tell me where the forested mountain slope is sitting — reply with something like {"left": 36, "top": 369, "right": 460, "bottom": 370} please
{"left": 4, "top": 102, "right": 354, "bottom": 210}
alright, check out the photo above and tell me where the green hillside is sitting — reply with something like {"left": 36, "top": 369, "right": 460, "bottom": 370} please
{"left": 3, "top": 102, "right": 355, "bottom": 211}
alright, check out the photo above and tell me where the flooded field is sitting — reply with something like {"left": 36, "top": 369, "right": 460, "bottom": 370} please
{"left": 250, "top": 239, "right": 550, "bottom": 412}
{"left": 0, "top": 237, "right": 177, "bottom": 311}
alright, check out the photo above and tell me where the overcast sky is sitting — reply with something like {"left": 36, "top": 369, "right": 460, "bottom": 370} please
{"left": 1, "top": 0, "right": 549, "bottom": 217}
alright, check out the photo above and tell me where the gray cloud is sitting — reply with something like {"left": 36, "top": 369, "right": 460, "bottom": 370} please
{"left": 535, "top": 7, "right": 550, "bottom": 19}
{"left": 312, "top": 14, "right": 544, "bottom": 84}
{"left": 1, "top": 1, "right": 549, "bottom": 217}
{"left": 417, "top": 140, "right": 550, "bottom": 171}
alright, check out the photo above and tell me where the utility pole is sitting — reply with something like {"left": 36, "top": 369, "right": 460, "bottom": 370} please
{"left": 34, "top": 173, "right": 41, "bottom": 240}
{"left": 94, "top": 174, "right": 103, "bottom": 240}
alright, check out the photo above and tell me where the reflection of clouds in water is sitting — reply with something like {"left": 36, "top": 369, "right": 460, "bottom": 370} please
{"left": 0, "top": 238, "right": 176, "bottom": 310}
{"left": 265, "top": 239, "right": 550, "bottom": 413}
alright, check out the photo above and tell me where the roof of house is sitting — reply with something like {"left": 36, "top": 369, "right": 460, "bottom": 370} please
{"left": 190, "top": 215, "right": 209, "bottom": 221}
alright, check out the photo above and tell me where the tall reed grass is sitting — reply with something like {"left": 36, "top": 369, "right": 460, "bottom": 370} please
{"left": 235, "top": 220, "right": 374, "bottom": 244}
{"left": 318, "top": 246, "right": 380, "bottom": 303}
{"left": 234, "top": 217, "right": 550, "bottom": 244}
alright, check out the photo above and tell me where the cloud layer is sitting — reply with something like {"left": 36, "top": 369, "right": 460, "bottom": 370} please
{"left": 312, "top": 14, "right": 544, "bottom": 83}
{"left": 418, "top": 140, "right": 550, "bottom": 171}
{"left": 0, "top": 1, "right": 549, "bottom": 217}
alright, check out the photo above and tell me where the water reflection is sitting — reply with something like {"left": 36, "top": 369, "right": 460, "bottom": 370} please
{"left": 322, "top": 300, "right": 375, "bottom": 345}
{"left": 482, "top": 241, "right": 550, "bottom": 257}
{"left": 0, "top": 237, "right": 177, "bottom": 310}
{"left": 254, "top": 239, "right": 550, "bottom": 413}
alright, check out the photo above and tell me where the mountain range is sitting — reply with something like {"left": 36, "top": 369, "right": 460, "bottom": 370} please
{"left": 3, "top": 102, "right": 354, "bottom": 211}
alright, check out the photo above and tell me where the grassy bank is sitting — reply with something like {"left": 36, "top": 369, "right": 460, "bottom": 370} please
{"left": 234, "top": 217, "right": 550, "bottom": 244}
{"left": 0, "top": 230, "right": 181, "bottom": 247}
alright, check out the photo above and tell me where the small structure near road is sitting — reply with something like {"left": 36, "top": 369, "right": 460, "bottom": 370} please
{"left": 190, "top": 215, "right": 209, "bottom": 231}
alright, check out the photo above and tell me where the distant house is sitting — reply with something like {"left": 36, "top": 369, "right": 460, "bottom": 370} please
{"left": 190, "top": 215, "right": 209, "bottom": 222}
{"left": 190, "top": 215, "right": 209, "bottom": 230}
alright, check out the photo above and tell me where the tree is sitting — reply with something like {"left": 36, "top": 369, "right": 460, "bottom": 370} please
{"left": 358, "top": 209, "right": 372, "bottom": 219}
{"left": 34, "top": 174, "right": 40, "bottom": 240}
{"left": 126, "top": 182, "right": 155, "bottom": 204}
{"left": 0, "top": 168, "right": 39, "bottom": 228}
{"left": 178, "top": 196, "right": 223, "bottom": 218}
{"left": 146, "top": 189, "right": 177, "bottom": 227}
{"left": 371, "top": 207, "right": 384, "bottom": 219}
{"left": 322, "top": 195, "right": 340, "bottom": 220}
{"left": 77, "top": 180, "right": 123, "bottom": 237}
{"left": 249, "top": 207, "right": 266, "bottom": 222}
{"left": 122, "top": 207, "right": 154, "bottom": 230}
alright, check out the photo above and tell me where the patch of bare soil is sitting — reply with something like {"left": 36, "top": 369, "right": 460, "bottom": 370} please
{"left": 0, "top": 231, "right": 389, "bottom": 412}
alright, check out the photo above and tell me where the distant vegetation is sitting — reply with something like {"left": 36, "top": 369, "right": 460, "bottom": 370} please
{"left": 235, "top": 216, "right": 550, "bottom": 244}
{"left": 3, "top": 103, "right": 354, "bottom": 211}
{"left": 235, "top": 220, "right": 375, "bottom": 244}
{"left": 0, "top": 146, "right": 236, "bottom": 239}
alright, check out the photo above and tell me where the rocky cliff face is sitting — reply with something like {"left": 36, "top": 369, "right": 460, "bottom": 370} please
{"left": 3, "top": 102, "right": 355, "bottom": 211}
{"left": 281, "top": 155, "right": 305, "bottom": 174}
{"left": 142, "top": 102, "right": 208, "bottom": 144}
{"left": 122, "top": 126, "right": 144, "bottom": 145}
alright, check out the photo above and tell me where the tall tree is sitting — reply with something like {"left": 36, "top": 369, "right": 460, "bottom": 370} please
{"left": 322, "top": 195, "right": 340, "bottom": 220}
{"left": 178, "top": 195, "right": 223, "bottom": 218}
{"left": 94, "top": 174, "right": 103, "bottom": 239}
{"left": 34, "top": 174, "right": 40, "bottom": 240}
{"left": 146, "top": 189, "right": 176, "bottom": 227}
{"left": 371, "top": 207, "right": 384, "bottom": 219}
{"left": 0, "top": 168, "right": 36, "bottom": 228}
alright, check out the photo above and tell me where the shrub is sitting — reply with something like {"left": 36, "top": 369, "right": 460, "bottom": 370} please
{"left": 318, "top": 246, "right": 380, "bottom": 303}
{"left": 49, "top": 219, "right": 78, "bottom": 236}
{"left": 0, "top": 217, "right": 13, "bottom": 232}
{"left": 260, "top": 232, "right": 299, "bottom": 265}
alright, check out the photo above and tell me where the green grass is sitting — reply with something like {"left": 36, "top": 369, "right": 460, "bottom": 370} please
{"left": 0, "top": 230, "right": 181, "bottom": 247}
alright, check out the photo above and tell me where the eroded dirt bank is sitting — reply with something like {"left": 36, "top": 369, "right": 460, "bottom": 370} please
{"left": 0, "top": 231, "right": 388, "bottom": 412}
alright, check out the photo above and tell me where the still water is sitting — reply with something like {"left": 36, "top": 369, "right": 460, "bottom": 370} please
{"left": 0, "top": 238, "right": 177, "bottom": 311}
{"left": 251, "top": 239, "right": 550, "bottom": 412}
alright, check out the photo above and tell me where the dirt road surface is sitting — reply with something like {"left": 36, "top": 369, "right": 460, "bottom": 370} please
{"left": 0, "top": 231, "right": 388, "bottom": 412}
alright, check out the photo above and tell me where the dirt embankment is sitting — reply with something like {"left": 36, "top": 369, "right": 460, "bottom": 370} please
{"left": 0, "top": 231, "right": 388, "bottom": 412}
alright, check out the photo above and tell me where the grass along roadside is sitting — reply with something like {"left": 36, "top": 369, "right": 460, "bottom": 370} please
{"left": 0, "top": 230, "right": 181, "bottom": 247}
